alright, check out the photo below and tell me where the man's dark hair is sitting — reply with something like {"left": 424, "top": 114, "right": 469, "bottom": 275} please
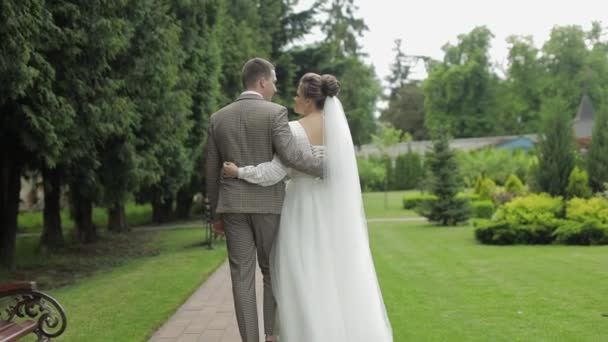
{"left": 241, "top": 58, "right": 274, "bottom": 89}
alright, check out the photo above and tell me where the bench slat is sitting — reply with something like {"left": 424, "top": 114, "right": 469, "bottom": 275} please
{"left": 0, "top": 321, "right": 14, "bottom": 334}
{"left": 0, "top": 320, "right": 37, "bottom": 342}
{"left": 0, "top": 282, "right": 36, "bottom": 294}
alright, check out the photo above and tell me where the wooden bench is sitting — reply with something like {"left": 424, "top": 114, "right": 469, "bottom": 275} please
{"left": 0, "top": 282, "right": 67, "bottom": 341}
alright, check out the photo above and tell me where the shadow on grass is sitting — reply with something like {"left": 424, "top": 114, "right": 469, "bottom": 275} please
{"left": 3, "top": 232, "right": 163, "bottom": 289}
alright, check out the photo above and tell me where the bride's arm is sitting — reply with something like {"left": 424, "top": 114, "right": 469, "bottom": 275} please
{"left": 224, "top": 155, "right": 288, "bottom": 187}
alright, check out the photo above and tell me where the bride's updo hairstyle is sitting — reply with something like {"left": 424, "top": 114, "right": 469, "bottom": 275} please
{"left": 299, "top": 73, "right": 340, "bottom": 109}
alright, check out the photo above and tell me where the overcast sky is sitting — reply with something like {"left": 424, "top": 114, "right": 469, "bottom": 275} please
{"left": 295, "top": 0, "right": 607, "bottom": 83}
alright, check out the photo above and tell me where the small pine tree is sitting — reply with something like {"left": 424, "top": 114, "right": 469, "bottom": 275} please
{"left": 587, "top": 111, "right": 608, "bottom": 193}
{"left": 535, "top": 97, "right": 576, "bottom": 197}
{"left": 566, "top": 166, "right": 592, "bottom": 198}
{"left": 420, "top": 127, "right": 470, "bottom": 225}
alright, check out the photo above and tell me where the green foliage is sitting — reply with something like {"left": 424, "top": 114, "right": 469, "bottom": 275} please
{"left": 565, "top": 197, "right": 608, "bottom": 223}
{"left": 553, "top": 220, "right": 608, "bottom": 245}
{"left": 535, "top": 96, "right": 576, "bottom": 197}
{"left": 356, "top": 157, "right": 386, "bottom": 192}
{"left": 402, "top": 193, "right": 437, "bottom": 210}
{"left": 587, "top": 111, "right": 608, "bottom": 192}
{"left": 394, "top": 150, "right": 424, "bottom": 190}
{"left": 424, "top": 26, "right": 500, "bottom": 138}
{"left": 566, "top": 166, "right": 592, "bottom": 199}
{"left": 504, "top": 174, "right": 525, "bottom": 194}
{"left": 419, "top": 127, "right": 470, "bottom": 225}
{"left": 477, "top": 178, "right": 497, "bottom": 200}
{"left": 474, "top": 219, "right": 559, "bottom": 245}
{"left": 471, "top": 200, "right": 495, "bottom": 219}
{"left": 493, "top": 193, "right": 564, "bottom": 225}
{"left": 457, "top": 148, "right": 535, "bottom": 186}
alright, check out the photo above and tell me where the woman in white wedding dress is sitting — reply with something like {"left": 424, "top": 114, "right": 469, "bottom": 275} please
{"left": 222, "top": 73, "right": 393, "bottom": 342}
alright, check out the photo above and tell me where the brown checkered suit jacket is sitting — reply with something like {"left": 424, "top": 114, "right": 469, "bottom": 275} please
{"left": 206, "top": 93, "right": 324, "bottom": 219}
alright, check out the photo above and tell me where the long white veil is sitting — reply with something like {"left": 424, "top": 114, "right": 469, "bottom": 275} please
{"left": 322, "top": 97, "right": 393, "bottom": 341}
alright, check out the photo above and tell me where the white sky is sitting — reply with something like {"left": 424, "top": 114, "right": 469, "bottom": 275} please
{"left": 295, "top": 0, "right": 607, "bottom": 84}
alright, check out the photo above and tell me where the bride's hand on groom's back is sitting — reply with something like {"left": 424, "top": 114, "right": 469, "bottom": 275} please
{"left": 223, "top": 162, "right": 239, "bottom": 179}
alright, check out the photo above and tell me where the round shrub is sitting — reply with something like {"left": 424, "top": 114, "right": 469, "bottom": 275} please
{"left": 472, "top": 200, "right": 495, "bottom": 219}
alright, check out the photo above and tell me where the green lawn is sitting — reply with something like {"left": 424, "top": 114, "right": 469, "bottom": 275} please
{"left": 9, "top": 191, "right": 608, "bottom": 341}
{"left": 17, "top": 202, "right": 153, "bottom": 234}
{"left": 363, "top": 190, "right": 419, "bottom": 218}
{"left": 16, "top": 229, "right": 227, "bottom": 342}
{"left": 370, "top": 221, "right": 608, "bottom": 341}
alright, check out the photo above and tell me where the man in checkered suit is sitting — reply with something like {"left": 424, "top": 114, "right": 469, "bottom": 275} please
{"left": 206, "top": 58, "right": 324, "bottom": 342}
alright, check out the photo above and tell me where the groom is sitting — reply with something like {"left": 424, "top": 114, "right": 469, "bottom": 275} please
{"left": 206, "top": 58, "right": 324, "bottom": 342}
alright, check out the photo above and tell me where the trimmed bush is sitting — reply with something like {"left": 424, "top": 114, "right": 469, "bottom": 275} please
{"left": 493, "top": 193, "right": 564, "bottom": 226}
{"left": 403, "top": 193, "right": 437, "bottom": 210}
{"left": 553, "top": 220, "right": 608, "bottom": 245}
{"left": 472, "top": 200, "right": 495, "bottom": 219}
{"left": 565, "top": 197, "right": 608, "bottom": 223}
{"left": 474, "top": 219, "right": 560, "bottom": 245}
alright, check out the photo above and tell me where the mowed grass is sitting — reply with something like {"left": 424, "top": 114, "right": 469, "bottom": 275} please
{"left": 6, "top": 229, "right": 227, "bottom": 342}
{"left": 17, "top": 202, "right": 153, "bottom": 235}
{"left": 362, "top": 190, "right": 420, "bottom": 218}
{"left": 369, "top": 221, "right": 608, "bottom": 341}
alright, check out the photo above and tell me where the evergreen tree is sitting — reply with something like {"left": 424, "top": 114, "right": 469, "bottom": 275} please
{"left": 420, "top": 127, "right": 470, "bottom": 226}
{"left": 587, "top": 110, "right": 608, "bottom": 192}
{"left": 535, "top": 97, "right": 576, "bottom": 197}
{"left": 0, "top": 0, "right": 70, "bottom": 267}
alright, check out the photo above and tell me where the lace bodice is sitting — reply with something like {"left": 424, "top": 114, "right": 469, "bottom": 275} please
{"left": 237, "top": 121, "right": 324, "bottom": 185}
{"left": 288, "top": 122, "right": 325, "bottom": 179}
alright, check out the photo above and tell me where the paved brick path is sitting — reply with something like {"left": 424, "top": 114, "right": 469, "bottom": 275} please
{"left": 148, "top": 216, "right": 423, "bottom": 341}
{"left": 149, "top": 262, "right": 264, "bottom": 342}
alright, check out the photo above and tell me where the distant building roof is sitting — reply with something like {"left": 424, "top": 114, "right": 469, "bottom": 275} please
{"left": 574, "top": 94, "right": 594, "bottom": 138}
{"left": 495, "top": 136, "right": 535, "bottom": 151}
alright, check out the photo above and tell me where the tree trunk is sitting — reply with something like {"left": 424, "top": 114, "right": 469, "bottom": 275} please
{"left": 174, "top": 187, "right": 193, "bottom": 220}
{"left": 0, "top": 153, "right": 21, "bottom": 271}
{"left": 107, "top": 203, "right": 129, "bottom": 233}
{"left": 71, "top": 189, "right": 97, "bottom": 243}
{"left": 40, "top": 167, "right": 64, "bottom": 250}
{"left": 152, "top": 196, "right": 173, "bottom": 224}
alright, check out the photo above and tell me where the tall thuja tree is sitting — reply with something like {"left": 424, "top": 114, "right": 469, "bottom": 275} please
{"left": 98, "top": 0, "right": 188, "bottom": 231}
{"left": 125, "top": 1, "right": 192, "bottom": 224}
{"left": 173, "top": 0, "right": 225, "bottom": 219}
{"left": 260, "top": 0, "right": 318, "bottom": 106}
{"left": 424, "top": 26, "right": 500, "bottom": 138}
{"left": 587, "top": 110, "right": 608, "bottom": 192}
{"left": 0, "top": 0, "right": 72, "bottom": 267}
{"left": 535, "top": 97, "right": 576, "bottom": 197}
{"left": 420, "top": 126, "right": 469, "bottom": 226}
{"left": 47, "top": 0, "right": 135, "bottom": 242}
{"left": 219, "top": 0, "right": 269, "bottom": 104}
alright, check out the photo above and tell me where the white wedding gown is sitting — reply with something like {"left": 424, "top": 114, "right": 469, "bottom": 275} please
{"left": 237, "top": 118, "right": 392, "bottom": 341}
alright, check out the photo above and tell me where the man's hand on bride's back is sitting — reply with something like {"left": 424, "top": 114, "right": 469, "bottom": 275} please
{"left": 223, "top": 162, "right": 239, "bottom": 179}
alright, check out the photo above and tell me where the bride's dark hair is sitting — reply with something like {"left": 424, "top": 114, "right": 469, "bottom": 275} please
{"left": 299, "top": 73, "right": 340, "bottom": 109}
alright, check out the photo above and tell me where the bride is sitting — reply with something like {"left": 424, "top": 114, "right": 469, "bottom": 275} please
{"left": 222, "top": 73, "right": 393, "bottom": 342}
